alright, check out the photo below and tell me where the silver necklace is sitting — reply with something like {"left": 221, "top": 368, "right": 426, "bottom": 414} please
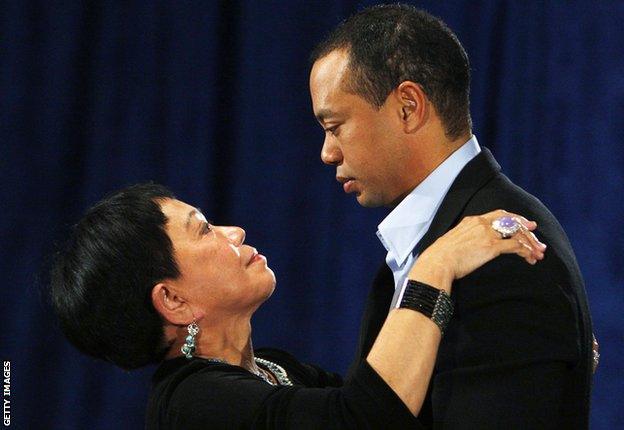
{"left": 254, "top": 357, "right": 293, "bottom": 386}
{"left": 195, "top": 356, "right": 292, "bottom": 386}
{"left": 251, "top": 366, "right": 275, "bottom": 385}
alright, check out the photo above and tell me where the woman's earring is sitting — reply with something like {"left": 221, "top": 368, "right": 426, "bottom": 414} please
{"left": 181, "top": 322, "right": 199, "bottom": 359}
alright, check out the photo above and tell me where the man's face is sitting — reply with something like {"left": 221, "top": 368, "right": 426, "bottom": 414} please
{"left": 309, "top": 49, "right": 411, "bottom": 207}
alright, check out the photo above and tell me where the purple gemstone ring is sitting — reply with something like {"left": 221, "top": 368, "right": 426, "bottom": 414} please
{"left": 491, "top": 216, "right": 523, "bottom": 239}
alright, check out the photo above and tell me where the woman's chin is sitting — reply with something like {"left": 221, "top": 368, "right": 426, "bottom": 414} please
{"left": 261, "top": 275, "right": 277, "bottom": 300}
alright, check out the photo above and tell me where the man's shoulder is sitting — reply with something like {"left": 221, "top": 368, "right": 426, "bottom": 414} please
{"left": 442, "top": 172, "right": 590, "bottom": 366}
{"left": 463, "top": 172, "right": 575, "bottom": 252}
{"left": 466, "top": 173, "right": 552, "bottom": 218}
{"left": 459, "top": 170, "right": 584, "bottom": 296}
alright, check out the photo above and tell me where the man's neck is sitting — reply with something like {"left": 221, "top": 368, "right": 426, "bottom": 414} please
{"left": 389, "top": 132, "right": 472, "bottom": 208}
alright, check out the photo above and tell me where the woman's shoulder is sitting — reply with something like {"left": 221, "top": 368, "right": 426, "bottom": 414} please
{"left": 256, "top": 347, "right": 343, "bottom": 388}
{"left": 151, "top": 355, "right": 277, "bottom": 396}
{"left": 147, "top": 357, "right": 278, "bottom": 429}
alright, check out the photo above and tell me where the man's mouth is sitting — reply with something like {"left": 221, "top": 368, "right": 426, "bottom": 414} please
{"left": 336, "top": 176, "right": 356, "bottom": 193}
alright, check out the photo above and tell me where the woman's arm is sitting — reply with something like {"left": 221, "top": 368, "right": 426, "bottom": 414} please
{"left": 162, "top": 211, "right": 546, "bottom": 428}
{"left": 366, "top": 210, "right": 546, "bottom": 414}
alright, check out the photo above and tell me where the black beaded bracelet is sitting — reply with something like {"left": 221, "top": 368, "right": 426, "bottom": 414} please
{"left": 399, "top": 280, "right": 454, "bottom": 335}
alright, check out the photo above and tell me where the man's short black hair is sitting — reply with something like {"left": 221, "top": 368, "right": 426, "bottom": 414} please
{"left": 50, "top": 183, "right": 179, "bottom": 370}
{"left": 311, "top": 4, "right": 472, "bottom": 139}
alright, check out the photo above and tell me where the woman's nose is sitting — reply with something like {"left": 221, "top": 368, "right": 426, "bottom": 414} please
{"left": 220, "top": 226, "right": 245, "bottom": 246}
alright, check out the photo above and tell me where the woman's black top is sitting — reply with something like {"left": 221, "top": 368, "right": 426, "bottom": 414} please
{"left": 145, "top": 348, "right": 420, "bottom": 429}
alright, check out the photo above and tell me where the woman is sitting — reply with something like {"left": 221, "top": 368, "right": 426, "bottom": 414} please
{"left": 50, "top": 183, "right": 545, "bottom": 429}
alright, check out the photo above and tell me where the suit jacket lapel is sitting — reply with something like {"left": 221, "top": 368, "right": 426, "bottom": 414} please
{"left": 413, "top": 148, "right": 502, "bottom": 256}
{"left": 351, "top": 149, "right": 503, "bottom": 371}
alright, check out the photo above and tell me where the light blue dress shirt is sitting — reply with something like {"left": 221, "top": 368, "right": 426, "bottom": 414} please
{"left": 376, "top": 136, "right": 481, "bottom": 308}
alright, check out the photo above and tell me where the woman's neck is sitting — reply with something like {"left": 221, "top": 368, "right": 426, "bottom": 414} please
{"left": 165, "top": 315, "right": 260, "bottom": 374}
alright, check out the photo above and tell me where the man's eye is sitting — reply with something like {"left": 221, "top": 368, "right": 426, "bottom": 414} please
{"left": 325, "top": 125, "right": 340, "bottom": 135}
{"left": 202, "top": 223, "right": 212, "bottom": 234}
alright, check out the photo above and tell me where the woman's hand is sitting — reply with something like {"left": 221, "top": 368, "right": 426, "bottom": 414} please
{"left": 408, "top": 209, "right": 546, "bottom": 292}
{"left": 369, "top": 209, "right": 546, "bottom": 416}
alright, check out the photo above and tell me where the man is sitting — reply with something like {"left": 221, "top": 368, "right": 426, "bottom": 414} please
{"left": 309, "top": 4, "right": 594, "bottom": 428}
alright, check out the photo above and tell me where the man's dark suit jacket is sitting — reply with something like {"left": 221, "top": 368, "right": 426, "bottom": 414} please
{"left": 348, "top": 148, "right": 593, "bottom": 429}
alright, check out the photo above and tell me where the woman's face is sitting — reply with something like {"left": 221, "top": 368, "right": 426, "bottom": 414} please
{"left": 160, "top": 198, "right": 276, "bottom": 319}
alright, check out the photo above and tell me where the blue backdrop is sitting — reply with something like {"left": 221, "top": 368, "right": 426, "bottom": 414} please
{"left": 1, "top": 1, "right": 622, "bottom": 428}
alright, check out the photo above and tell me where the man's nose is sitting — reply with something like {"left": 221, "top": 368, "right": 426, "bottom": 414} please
{"left": 219, "top": 226, "right": 246, "bottom": 246}
{"left": 321, "top": 137, "right": 342, "bottom": 165}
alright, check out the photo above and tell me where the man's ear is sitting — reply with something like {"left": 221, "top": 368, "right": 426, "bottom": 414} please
{"left": 396, "top": 81, "right": 429, "bottom": 133}
{"left": 151, "top": 282, "right": 192, "bottom": 325}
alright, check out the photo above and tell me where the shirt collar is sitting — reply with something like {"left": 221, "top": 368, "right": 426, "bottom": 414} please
{"left": 377, "top": 136, "right": 481, "bottom": 267}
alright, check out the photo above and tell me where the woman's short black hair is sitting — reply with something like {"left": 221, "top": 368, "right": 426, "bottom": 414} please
{"left": 311, "top": 4, "right": 472, "bottom": 140}
{"left": 50, "top": 183, "right": 179, "bottom": 370}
